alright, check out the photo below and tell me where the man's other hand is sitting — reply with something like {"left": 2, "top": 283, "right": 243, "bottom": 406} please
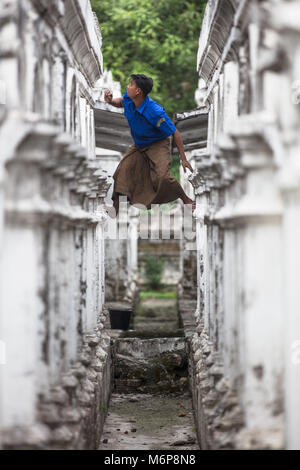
{"left": 181, "top": 158, "right": 193, "bottom": 173}
{"left": 104, "top": 89, "right": 113, "bottom": 104}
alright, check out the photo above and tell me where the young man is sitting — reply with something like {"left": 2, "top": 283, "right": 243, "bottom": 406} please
{"left": 104, "top": 73, "right": 196, "bottom": 217}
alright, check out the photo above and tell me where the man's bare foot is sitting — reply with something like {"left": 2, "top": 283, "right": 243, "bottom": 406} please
{"left": 103, "top": 204, "right": 118, "bottom": 219}
{"left": 183, "top": 198, "right": 196, "bottom": 213}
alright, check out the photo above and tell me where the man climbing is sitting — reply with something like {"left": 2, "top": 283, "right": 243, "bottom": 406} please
{"left": 104, "top": 73, "right": 196, "bottom": 218}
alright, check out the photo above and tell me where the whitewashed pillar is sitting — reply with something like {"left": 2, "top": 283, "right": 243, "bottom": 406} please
{"left": 230, "top": 121, "right": 285, "bottom": 445}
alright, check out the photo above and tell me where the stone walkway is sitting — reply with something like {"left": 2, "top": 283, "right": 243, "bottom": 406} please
{"left": 99, "top": 392, "right": 198, "bottom": 450}
{"left": 99, "top": 291, "right": 199, "bottom": 451}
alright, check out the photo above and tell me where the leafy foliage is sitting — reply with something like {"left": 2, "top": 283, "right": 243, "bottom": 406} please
{"left": 91, "top": 0, "right": 207, "bottom": 117}
{"left": 144, "top": 254, "right": 164, "bottom": 290}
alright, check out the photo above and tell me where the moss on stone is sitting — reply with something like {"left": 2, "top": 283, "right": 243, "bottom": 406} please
{"left": 107, "top": 394, "right": 193, "bottom": 435}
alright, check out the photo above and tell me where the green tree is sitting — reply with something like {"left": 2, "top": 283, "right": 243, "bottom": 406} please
{"left": 91, "top": 0, "right": 207, "bottom": 117}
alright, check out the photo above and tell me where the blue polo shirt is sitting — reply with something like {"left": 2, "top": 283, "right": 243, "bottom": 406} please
{"left": 122, "top": 91, "right": 176, "bottom": 148}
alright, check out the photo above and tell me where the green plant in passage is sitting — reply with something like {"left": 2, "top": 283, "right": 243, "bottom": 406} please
{"left": 144, "top": 254, "right": 164, "bottom": 289}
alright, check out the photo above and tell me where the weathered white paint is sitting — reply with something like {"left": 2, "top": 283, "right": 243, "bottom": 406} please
{"left": 187, "top": 0, "right": 300, "bottom": 450}
{"left": 0, "top": 0, "right": 112, "bottom": 449}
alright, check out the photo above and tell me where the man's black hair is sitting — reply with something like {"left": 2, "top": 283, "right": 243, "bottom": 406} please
{"left": 130, "top": 74, "right": 153, "bottom": 97}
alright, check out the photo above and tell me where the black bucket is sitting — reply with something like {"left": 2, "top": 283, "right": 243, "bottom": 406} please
{"left": 109, "top": 306, "right": 133, "bottom": 330}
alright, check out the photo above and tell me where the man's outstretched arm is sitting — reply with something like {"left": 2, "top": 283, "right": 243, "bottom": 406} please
{"left": 173, "top": 129, "right": 193, "bottom": 173}
{"left": 104, "top": 89, "right": 123, "bottom": 108}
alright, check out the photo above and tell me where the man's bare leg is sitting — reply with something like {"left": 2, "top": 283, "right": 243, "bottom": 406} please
{"left": 113, "top": 195, "right": 120, "bottom": 217}
{"left": 104, "top": 193, "right": 124, "bottom": 218}
{"left": 180, "top": 191, "right": 196, "bottom": 213}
